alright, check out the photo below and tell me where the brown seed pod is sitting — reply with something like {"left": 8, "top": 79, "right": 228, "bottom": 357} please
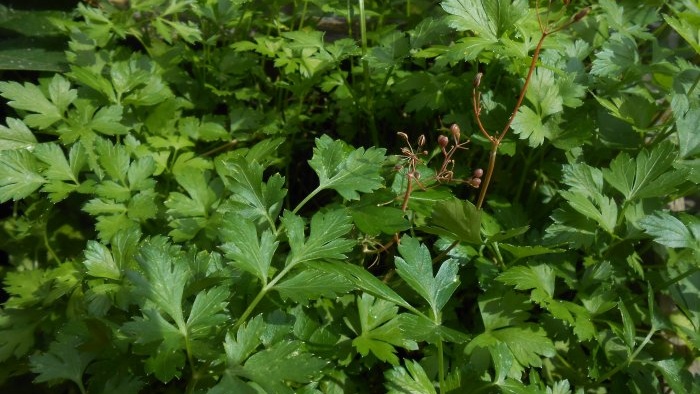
{"left": 573, "top": 7, "right": 591, "bottom": 22}
{"left": 470, "top": 177, "right": 482, "bottom": 188}
{"left": 473, "top": 72, "right": 483, "bottom": 88}
{"left": 397, "top": 132, "right": 409, "bottom": 141}
{"left": 418, "top": 134, "right": 426, "bottom": 148}
{"left": 450, "top": 124, "right": 461, "bottom": 141}
{"left": 473, "top": 168, "right": 484, "bottom": 178}
{"left": 438, "top": 135, "right": 449, "bottom": 148}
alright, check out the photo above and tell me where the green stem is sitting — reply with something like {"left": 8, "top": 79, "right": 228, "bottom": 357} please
{"left": 437, "top": 338, "right": 446, "bottom": 394}
{"left": 292, "top": 186, "right": 322, "bottom": 214}
{"left": 594, "top": 327, "right": 656, "bottom": 384}
{"left": 298, "top": 0, "right": 309, "bottom": 30}
{"left": 357, "top": 0, "right": 379, "bottom": 146}
{"left": 232, "top": 261, "right": 299, "bottom": 330}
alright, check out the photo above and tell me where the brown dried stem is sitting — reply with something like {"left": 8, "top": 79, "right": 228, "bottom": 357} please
{"left": 473, "top": 1, "right": 588, "bottom": 210}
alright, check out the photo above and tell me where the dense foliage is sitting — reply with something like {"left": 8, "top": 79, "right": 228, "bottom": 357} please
{"left": 0, "top": 0, "right": 699, "bottom": 393}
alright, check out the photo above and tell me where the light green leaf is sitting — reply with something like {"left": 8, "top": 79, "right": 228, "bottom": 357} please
{"left": 129, "top": 238, "right": 188, "bottom": 329}
{"left": 0, "top": 77, "right": 63, "bottom": 129}
{"left": 385, "top": 359, "right": 437, "bottom": 394}
{"left": 224, "top": 314, "right": 265, "bottom": 365}
{"left": 216, "top": 156, "right": 287, "bottom": 228}
{"left": 510, "top": 106, "right": 552, "bottom": 147}
{"left": 307, "top": 135, "right": 386, "bottom": 201}
{"left": 664, "top": 14, "right": 700, "bottom": 55}
{"left": 34, "top": 143, "right": 76, "bottom": 182}
{"left": 0, "top": 117, "right": 37, "bottom": 150}
{"left": 275, "top": 268, "right": 354, "bottom": 303}
{"left": 186, "top": 287, "right": 229, "bottom": 340}
{"left": 497, "top": 264, "right": 555, "bottom": 298}
{"left": 48, "top": 74, "right": 77, "bottom": 114}
{"left": 242, "top": 340, "right": 327, "bottom": 392}
{"left": 441, "top": 0, "right": 527, "bottom": 41}
{"left": 95, "top": 138, "right": 130, "bottom": 182}
{"left": 282, "top": 209, "right": 355, "bottom": 266}
{"left": 618, "top": 299, "right": 636, "bottom": 348}
{"left": 315, "top": 261, "right": 412, "bottom": 309}
{"left": 559, "top": 190, "right": 617, "bottom": 234}
{"left": 525, "top": 68, "right": 563, "bottom": 118}
{"left": 394, "top": 236, "right": 460, "bottom": 314}
{"left": 591, "top": 34, "right": 639, "bottom": 77}
{"left": 220, "top": 214, "right": 278, "bottom": 283}
{"left": 352, "top": 294, "right": 417, "bottom": 366}
{"left": 0, "top": 149, "right": 45, "bottom": 202}
{"left": 562, "top": 163, "right": 603, "bottom": 200}
{"left": 467, "top": 324, "right": 556, "bottom": 369}
{"left": 639, "top": 212, "right": 698, "bottom": 249}
{"left": 676, "top": 106, "right": 700, "bottom": 158}
{"left": 83, "top": 240, "right": 121, "bottom": 280}
{"left": 611, "top": 141, "right": 688, "bottom": 201}
{"left": 351, "top": 204, "right": 410, "bottom": 236}
{"left": 421, "top": 197, "right": 481, "bottom": 244}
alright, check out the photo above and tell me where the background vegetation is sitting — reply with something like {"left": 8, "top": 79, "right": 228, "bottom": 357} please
{"left": 0, "top": 0, "right": 699, "bottom": 393}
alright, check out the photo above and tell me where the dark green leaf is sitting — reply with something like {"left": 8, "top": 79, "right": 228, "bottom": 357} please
{"left": 421, "top": 197, "right": 481, "bottom": 244}
{"left": 30, "top": 334, "right": 94, "bottom": 388}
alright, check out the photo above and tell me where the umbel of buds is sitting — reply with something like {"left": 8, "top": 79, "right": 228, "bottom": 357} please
{"left": 468, "top": 168, "right": 483, "bottom": 188}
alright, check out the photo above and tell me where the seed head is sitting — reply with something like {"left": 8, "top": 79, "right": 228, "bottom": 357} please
{"left": 438, "top": 135, "right": 449, "bottom": 148}
{"left": 450, "top": 124, "right": 461, "bottom": 141}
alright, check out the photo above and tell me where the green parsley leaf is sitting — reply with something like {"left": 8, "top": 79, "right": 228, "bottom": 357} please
{"left": 441, "top": 0, "right": 527, "bottom": 41}
{"left": 0, "top": 75, "right": 73, "bottom": 129}
{"left": 282, "top": 209, "right": 355, "bottom": 266}
{"left": 559, "top": 190, "right": 617, "bottom": 234}
{"left": 497, "top": 264, "right": 555, "bottom": 298}
{"left": 510, "top": 105, "right": 554, "bottom": 147}
{"left": 421, "top": 197, "right": 482, "bottom": 244}
{"left": 30, "top": 333, "right": 93, "bottom": 391}
{"left": 394, "top": 235, "right": 460, "bottom": 315}
{"left": 186, "top": 286, "right": 229, "bottom": 340}
{"left": 350, "top": 204, "right": 410, "bottom": 236}
{"left": 385, "top": 359, "right": 437, "bottom": 394}
{"left": 0, "top": 149, "right": 45, "bottom": 202}
{"left": 220, "top": 214, "right": 279, "bottom": 284}
{"left": 591, "top": 34, "right": 640, "bottom": 78}
{"left": 275, "top": 268, "right": 354, "bottom": 304}
{"left": 525, "top": 69, "right": 563, "bottom": 118}
{"left": 216, "top": 156, "right": 286, "bottom": 229}
{"left": 467, "top": 324, "right": 556, "bottom": 369}
{"left": 307, "top": 135, "right": 386, "bottom": 201}
{"left": 0, "top": 117, "right": 37, "bottom": 150}
{"left": 315, "top": 261, "right": 412, "bottom": 310}
{"left": 242, "top": 340, "right": 327, "bottom": 393}
{"left": 224, "top": 314, "right": 265, "bottom": 365}
{"left": 351, "top": 293, "right": 417, "bottom": 366}
{"left": 83, "top": 240, "right": 121, "bottom": 280}
{"left": 639, "top": 212, "right": 699, "bottom": 249}
{"left": 603, "top": 141, "right": 686, "bottom": 201}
